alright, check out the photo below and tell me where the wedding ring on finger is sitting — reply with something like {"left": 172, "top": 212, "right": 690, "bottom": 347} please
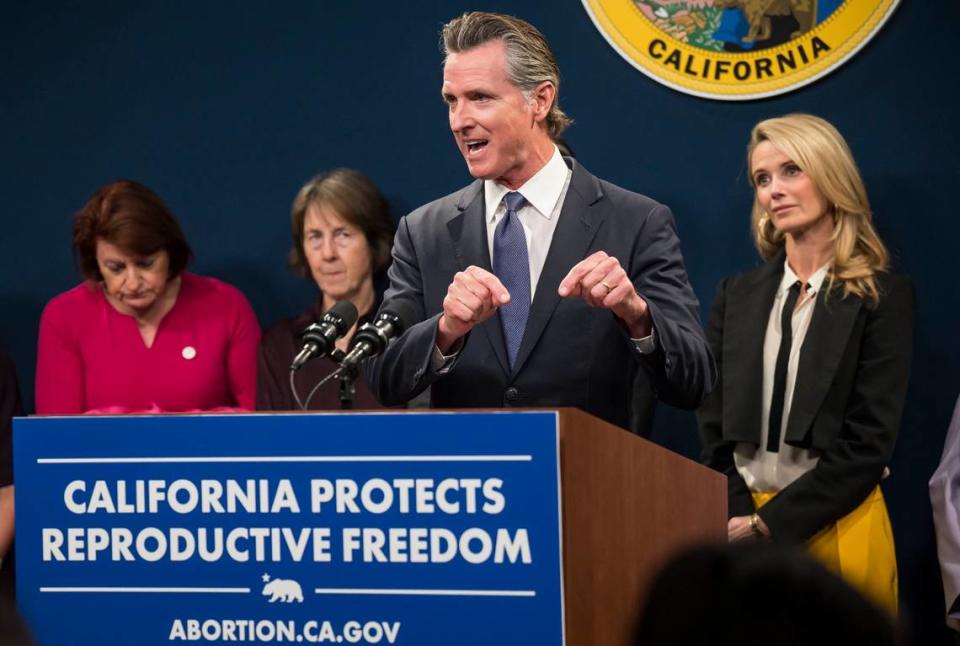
{"left": 600, "top": 281, "right": 614, "bottom": 293}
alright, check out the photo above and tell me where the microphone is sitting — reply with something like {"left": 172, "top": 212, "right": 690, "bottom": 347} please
{"left": 289, "top": 300, "right": 358, "bottom": 371}
{"left": 339, "top": 300, "right": 417, "bottom": 371}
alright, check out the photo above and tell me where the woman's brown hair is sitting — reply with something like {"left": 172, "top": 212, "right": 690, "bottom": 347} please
{"left": 288, "top": 168, "right": 394, "bottom": 279}
{"left": 73, "top": 180, "right": 192, "bottom": 281}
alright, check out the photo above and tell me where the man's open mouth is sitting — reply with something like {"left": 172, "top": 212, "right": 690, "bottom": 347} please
{"left": 465, "top": 139, "right": 488, "bottom": 155}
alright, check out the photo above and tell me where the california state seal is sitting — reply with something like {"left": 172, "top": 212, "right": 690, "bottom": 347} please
{"left": 582, "top": 0, "right": 899, "bottom": 100}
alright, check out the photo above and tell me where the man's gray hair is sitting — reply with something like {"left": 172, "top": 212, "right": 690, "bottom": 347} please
{"left": 442, "top": 12, "right": 573, "bottom": 139}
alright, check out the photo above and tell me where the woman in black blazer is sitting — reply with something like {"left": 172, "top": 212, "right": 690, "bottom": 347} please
{"left": 697, "top": 114, "right": 912, "bottom": 613}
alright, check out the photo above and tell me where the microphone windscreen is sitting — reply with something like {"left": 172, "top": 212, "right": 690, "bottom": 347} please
{"left": 327, "top": 300, "right": 359, "bottom": 334}
{"left": 379, "top": 299, "right": 418, "bottom": 334}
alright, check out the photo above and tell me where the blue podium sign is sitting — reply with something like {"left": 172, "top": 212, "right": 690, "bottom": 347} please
{"left": 14, "top": 412, "right": 564, "bottom": 645}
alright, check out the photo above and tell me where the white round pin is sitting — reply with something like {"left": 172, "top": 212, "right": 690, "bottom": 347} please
{"left": 181, "top": 346, "right": 197, "bottom": 360}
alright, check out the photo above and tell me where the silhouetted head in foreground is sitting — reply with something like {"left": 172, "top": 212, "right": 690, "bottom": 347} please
{"left": 635, "top": 543, "right": 903, "bottom": 646}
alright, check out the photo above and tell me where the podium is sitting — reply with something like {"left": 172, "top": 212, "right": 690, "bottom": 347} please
{"left": 14, "top": 409, "right": 725, "bottom": 645}
{"left": 555, "top": 408, "right": 726, "bottom": 643}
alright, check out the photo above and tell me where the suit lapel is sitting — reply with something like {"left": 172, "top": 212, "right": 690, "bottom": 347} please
{"left": 784, "top": 286, "right": 862, "bottom": 444}
{"left": 512, "top": 161, "right": 604, "bottom": 375}
{"left": 446, "top": 181, "right": 510, "bottom": 375}
{"left": 722, "top": 256, "right": 782, "bottom": 445}
{"left": 447, "top": 182, "right": 489, "bottom": 271}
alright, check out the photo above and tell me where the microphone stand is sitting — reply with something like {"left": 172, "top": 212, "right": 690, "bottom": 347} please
{"left": 330, "top": 349, "right": 355, "bottom": 410}
{"left": 339, "top": 368, "right": 357, "bottom": 410}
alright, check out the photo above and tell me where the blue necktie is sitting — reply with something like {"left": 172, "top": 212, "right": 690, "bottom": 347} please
{"left": 493, "top": 192, "right": 530, "bottom": 369}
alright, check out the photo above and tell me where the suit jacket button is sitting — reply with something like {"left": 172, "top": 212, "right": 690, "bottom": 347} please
{"left": 504, "top": 387, "right": 520, "bottom": 404}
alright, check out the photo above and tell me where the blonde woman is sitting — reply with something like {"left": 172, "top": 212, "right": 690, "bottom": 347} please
{"left": 697, "top": 114, "right": 913, "bottom": 613}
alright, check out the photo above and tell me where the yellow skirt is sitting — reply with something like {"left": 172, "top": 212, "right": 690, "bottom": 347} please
{"left": 752, "top": 485, "right": 898, "bottom": 615}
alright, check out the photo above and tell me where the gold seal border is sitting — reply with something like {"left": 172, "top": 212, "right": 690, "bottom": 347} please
{"left": 582, "top": 0, "right": 900, "bottom": 100}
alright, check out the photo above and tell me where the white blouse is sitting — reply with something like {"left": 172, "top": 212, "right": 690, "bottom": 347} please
{"left": 734, "top": 260, "right": 830, "bottom": 493}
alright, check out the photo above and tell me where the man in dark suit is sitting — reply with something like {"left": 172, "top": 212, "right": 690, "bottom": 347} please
{"left": 366, "top": 12, "right": 714, "bottom": 429}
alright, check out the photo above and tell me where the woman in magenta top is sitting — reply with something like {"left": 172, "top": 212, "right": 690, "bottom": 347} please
{"left": 36, "top": 180, "right": 260, "bottom": 414}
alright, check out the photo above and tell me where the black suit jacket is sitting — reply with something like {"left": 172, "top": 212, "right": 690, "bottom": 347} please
{"left": 366, "top": 159, "right": 714, "bottom": 430}
{"left": 697, "top": 253, "right": 913, "bottom": 542}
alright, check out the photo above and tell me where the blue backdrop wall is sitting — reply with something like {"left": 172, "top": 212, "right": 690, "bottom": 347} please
{"left": 2, "top": 2, "right": 957, "bottom": 642}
